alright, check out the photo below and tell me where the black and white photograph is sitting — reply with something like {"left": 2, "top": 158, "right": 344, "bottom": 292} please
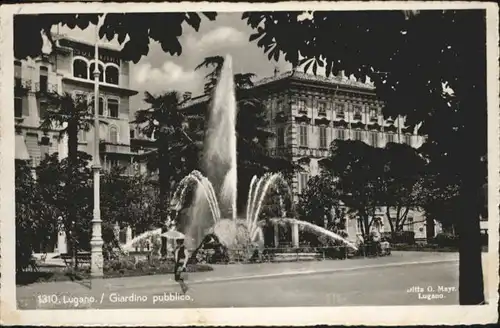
{"left": 0, "top": 1, "right": 498, "bottom": 326}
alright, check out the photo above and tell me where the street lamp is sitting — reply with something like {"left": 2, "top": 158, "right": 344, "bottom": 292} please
{"left": 90, "top": 14, "right": 105, "bottom": 277}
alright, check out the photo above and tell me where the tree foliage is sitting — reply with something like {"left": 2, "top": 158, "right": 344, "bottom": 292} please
{"left": 15, "top": 13, "right": 217, "bottom": 63}
{"left": 15, "top": 160, "right": 53, "bottom": 272}
{"left": 134, "top": 91, "right": 199, "bottom": 218}
{"left": 36, "top": 153, "right": 94, "bottom": 256}
{"left": 297, "top": 173, "right": 339, "bottom": 228}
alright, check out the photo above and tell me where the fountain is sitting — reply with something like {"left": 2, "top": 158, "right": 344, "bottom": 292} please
{"left": 125, "top": 54, "right": 357, "bottom": 259}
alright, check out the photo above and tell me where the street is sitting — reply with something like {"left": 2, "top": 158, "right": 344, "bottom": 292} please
{"left": 16, "top": 251, "right": 479, "bottom": 309}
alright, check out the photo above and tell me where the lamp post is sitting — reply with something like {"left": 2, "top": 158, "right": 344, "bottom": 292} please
{"left": 90, "top": 15, "right": 104, "bottom": 277}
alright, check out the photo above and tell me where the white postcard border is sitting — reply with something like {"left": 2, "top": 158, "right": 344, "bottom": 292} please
{"left": 1, "top": 1, "right": 498, "bottom": 326}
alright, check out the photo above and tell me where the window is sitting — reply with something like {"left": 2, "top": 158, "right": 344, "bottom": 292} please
{"left": 318, "top": 102, "right": 326, "bottom": 116}
{"left": 14, "top": 61, "right": 22, "bottom": 85}
{"left": 298, "top": 173, "right": 309, "bottom": 194}
{"left": 298, "top": 99, "right": 306, "bottom": 113}
{"left": 109, "top": 126, "right": 118, "bottom": 144}
{"left": 277, "top": 127, "right": 285, "bottom": 146}
{"left": 90, "top": 96, "right": 105, "bottom": 116}
{"left": 336, "top": 128, "right": 346, "bottom": 140}
{"left": 353, "top": 104, "right": 362, "bottom": 120}
{"left": 39, "top": 101, "right": 48, "bottom": 119}
{"left": 354, "top": 130, "right": 363, "bottom": 141}
{"left": 370, "top": 132, "right": 378, "bottom": 147}
{"left": 89, "top": 62, "right": 104, "bottom": 82}
{"left": 387, "top": 133, "right": 395, "bottom": 143}
{"left": 319, "top": 126, "right": 328, "bottom": 148}
{"left": 78, "top": 129, "right": 87, "bottom": 143}
{"left": 14, "top": 97, "right": 23, "bottom": 118}
{"left": 130, "top": 129, "right": 135, "bottom": 139}
{"left": 108, "top": 98, "right": 119, "bottom": 118}
{"left": 336, "top": 102, "right": 345, "bottom": 118}
{"left": 299, "top": 124, "right": 308, "bottom": 147}
{"left": 39, "top": 66, "right": 48, "bottom": 92}
{"left": 73, "top": 59, "right": 88, "bottom": 79}
{"left": 277, "top": 100, "right": 284, "bottom": 112}
{"left": 404, "top": 134, "right": 412, "bottom": 145}
{"left": 407, "top": 217, "right": 414, "bottom": 232}
{"left": 105, "top": 65, "right": 119, "bottom": 84}
{"left": 369, "top": 107, "right": 378, "bottom": 120}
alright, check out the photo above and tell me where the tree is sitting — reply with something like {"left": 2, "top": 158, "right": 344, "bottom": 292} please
{"left": 134, "top": 91, "right": 198, "bottom": 221}
{"left": 101, "top": 168, "right": 164, "bottom": 237}
{"left": 39, "top": 91, "right": 100, "bottom": 257}
{"left": 36, "top": 153, "right": 93, "bottom": 268}
{"left": 297, "top": 173, "right": 340, "bottom": 228}
{"left": 382, "top": 142, "right": 426, "bottom": 232}
{"left": 15, "top": 160, "right": 55, "bottom": 272}
{"left": 15, "top": 13, "right": 217, "bottom": 62}
{"left": 40, "top": 92, "right": 96, "bottom": 165}
{"left": 244, "top": 9, "right": 487, "bottom": 305}
{"left": 321, "top": 140, "right": 386, "bottom": 237}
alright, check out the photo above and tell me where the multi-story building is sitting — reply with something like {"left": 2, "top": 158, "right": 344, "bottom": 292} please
{"left": 248, "top": 69, "right": 433, "bottom": 240}
{"left": 250, "top": 69, "right": 425, "bottom": 196}
{"left": 14, "top": 35, "right": 139, "bottom": 175}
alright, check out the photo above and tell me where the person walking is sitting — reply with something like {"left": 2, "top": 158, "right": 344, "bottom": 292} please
{"left": 174, "top": 238, "right": 189, "bottom": 294}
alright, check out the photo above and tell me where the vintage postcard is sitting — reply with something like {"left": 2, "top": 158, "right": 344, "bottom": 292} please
{"left": 0, "top": 1, "right": 498, "bottom": 326}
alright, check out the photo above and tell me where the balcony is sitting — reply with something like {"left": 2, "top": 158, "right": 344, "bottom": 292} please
{"left": 292, "top": 147, "right": 329, "bottom": 158}
{"left": 100, "top": 142, "right": 131, "bottom": 154}
{"left": 14, "top": 78, "right": 32, "bottom": 95}
{"left": 268, "top": 147, "right": 293, "bottom": 158}
{"left": 35, "top": 82, "right": 58, "bottom": 96}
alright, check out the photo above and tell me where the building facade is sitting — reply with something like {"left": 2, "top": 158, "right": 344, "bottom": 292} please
{"left": 14, "top": 36, "right": 139, "bottom": 175}
{"left": 248, "top": 69, "right": 434, "bottom": 240}
{"left": 250, "top": 70, "right": 425, "bottom": 197}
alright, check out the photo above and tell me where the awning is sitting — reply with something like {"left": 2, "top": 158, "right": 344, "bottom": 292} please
{"left": 15, "top": 134, "right": 30, "bottom": 160}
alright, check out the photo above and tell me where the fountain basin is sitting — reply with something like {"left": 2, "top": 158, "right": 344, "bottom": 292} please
{"left": 209, "top": 218, "right": 264, "bottom": 250}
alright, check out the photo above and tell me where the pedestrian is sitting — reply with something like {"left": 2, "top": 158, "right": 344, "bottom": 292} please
{"left": 174, "top": 237, "right": 189, "bottom": 294}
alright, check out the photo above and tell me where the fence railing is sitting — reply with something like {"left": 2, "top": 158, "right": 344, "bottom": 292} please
{"left": 194, "top": 243, "right": 390, "bottom": 264}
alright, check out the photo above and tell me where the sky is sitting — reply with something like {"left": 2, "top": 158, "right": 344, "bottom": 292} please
{"left": 54, "top": 13, "right": 294, "bottom": 112}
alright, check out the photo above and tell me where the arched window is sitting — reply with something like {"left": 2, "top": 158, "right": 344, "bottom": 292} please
{"left": 109, "top": 126, "right": 118, "bottom": 144}
{"left": 73, "top": 58, "right": 88, "bottom": 79}
{"left": 107, "top": 98, "right": 119, "bottom": 118}
{"left": 105, "top": 65, "right": 119, "bottom": 85}
{"left": 89, "top": 62, "right": 104, "bottom": 82}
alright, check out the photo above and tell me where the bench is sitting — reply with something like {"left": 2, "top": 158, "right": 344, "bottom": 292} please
{"left": 60, "top": 252, "right": 91, "bottom": 269}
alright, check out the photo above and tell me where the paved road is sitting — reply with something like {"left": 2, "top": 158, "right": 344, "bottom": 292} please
{"left": 17, "top": 252, "right": 471, "bottom": 309}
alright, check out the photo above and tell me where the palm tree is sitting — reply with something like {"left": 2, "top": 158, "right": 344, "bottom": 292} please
{"left": 195, "top": 56, "right": 297, "bottom": 212}
{"left": 134, "top": 91, "right": 199, "bottom": 219}
{"left": 134, "top": 91, "right": 199, "bottom": 256}
{"left": 40, "top": 92, "right": 96, "bottom": 166}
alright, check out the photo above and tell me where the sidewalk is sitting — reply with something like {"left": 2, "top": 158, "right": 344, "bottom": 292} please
{"left": 17, "top": 251, "right": 459, "bottom": 296}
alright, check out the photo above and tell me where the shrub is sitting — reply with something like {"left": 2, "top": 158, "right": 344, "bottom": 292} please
{"left": 383, "top": 231, "right": 415, "bottom": 244}
{"left": 432, "top": 232, "right": 459, "bottom": 247}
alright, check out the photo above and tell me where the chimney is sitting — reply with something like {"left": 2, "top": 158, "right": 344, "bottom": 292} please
{"left": 274, "top": 67, "right": 280, "bottom": 77}
{"left": 183, "top": 92, "right": 192, "bottom": 101}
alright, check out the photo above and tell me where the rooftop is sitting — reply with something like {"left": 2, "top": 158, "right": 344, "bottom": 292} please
{"left": 54, "top": 34, "right": 122, "bottom": 53}
{"left": 253, "top": 70, "right": 376, "bottom": 90}
{"left": 179, "top": 69, "right": 376, "bottom": 109}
